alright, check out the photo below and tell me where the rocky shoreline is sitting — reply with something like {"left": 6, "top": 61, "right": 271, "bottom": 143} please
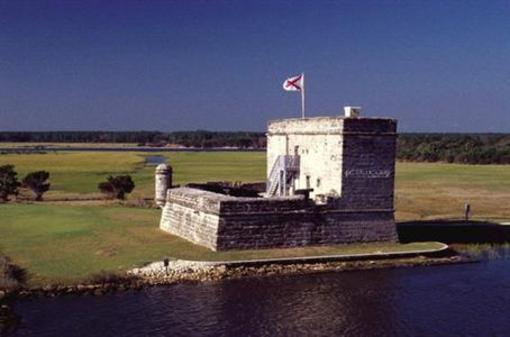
{"left": 0, "top": 253, "right": 466, "bottom": 302}
{"left": 129, "top": 254, "right": 468, "bottom": 286}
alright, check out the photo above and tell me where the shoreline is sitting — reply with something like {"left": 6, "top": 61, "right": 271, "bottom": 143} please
{"left": 1, "top": 251, "right": 467, "bottom": 302}
{"left": 129, "top": 253, "right": 467, "bottom": 287}
{"left": 0, "top": 251, "right": 472, "bottom": 333}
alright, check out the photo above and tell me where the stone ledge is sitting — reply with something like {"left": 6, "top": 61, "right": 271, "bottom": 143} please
{"left": 135, "top": 242, "right": 449, "bottom": 268}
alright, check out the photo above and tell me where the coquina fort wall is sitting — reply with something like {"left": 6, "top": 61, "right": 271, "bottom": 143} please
{"left": 159, "top": 115, "right": 398, "bottom": 251}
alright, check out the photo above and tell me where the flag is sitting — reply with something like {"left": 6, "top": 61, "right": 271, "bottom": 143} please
{"left": 283, "top": 73, "right": 304, "bottom": 92}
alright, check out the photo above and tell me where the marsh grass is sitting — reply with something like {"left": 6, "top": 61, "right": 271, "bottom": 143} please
{"left": 451, "top": 243, "right": 510, "bottom": 260}
{"left": 0, "top": 255, "right": 26, "bottom": 290}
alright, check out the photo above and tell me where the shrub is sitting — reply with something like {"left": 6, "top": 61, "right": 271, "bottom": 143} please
{"left": 98, "top": 175, "right": 135, "bottom": 200}
{"left": 0, "top": 165, "right": 20, "bottom": 202}
{"left": 98, "top": 181, "right": 115, "bottom": 199}
{"left": 22, "top": 171, "right": 50, "bottom": 201}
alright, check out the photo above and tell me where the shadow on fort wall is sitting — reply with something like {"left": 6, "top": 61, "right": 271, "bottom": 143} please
{"left": 397, "top": 220, "right": 510, "bottom": 244}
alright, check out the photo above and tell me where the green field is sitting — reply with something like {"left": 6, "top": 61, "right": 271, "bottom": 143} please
{"left": 0, "top": 151, "right": 266, "bottom": 198}
{"left": 396, "top": 162, "right": 510, "bottom": 221}
{"left": 0, "top": 203, "right": 441, "bottom": 286}
{"left": 1, "top": 151, "right": 509, "bottom": 286}
{"left": 1, "top": 151, "right": 509, "bottom": 220}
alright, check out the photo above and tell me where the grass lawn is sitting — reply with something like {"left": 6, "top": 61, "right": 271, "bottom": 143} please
{"left": 0, "top": 203, "right": 441, "bottom": 286}
{"left": 0, "top": 204, "right": 164, "bottom": 285}
{"left": 395, "top": 162, "right": 510, "bottom": 221}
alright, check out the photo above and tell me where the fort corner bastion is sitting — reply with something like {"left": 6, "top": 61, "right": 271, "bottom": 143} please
{"left": 158, "top": 108, "right": 399, "bottom": 251}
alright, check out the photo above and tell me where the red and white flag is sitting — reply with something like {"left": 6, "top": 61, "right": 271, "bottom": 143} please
{"left": 282, "top": 73, "right": 304, "bottom": 92}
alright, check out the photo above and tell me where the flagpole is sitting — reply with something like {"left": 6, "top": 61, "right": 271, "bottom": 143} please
{"left": 301, "top": 72, "right": 305, "bottom": 119}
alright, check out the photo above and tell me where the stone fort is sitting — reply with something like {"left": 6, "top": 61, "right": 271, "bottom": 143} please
{"left": 157, "top": 107, "right": 398, "bottom": 251}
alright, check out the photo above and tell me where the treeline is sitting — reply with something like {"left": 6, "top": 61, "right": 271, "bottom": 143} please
{"left": 0, "top": 131, "right": 161, "bottom": 144}
{"left": 2, "top": 131, "right": 510, "bottom": 164}
{"left": 0, "top": 131, "right": 266, "bottom": 149}
{"left": 167, "top": 131, "right": 266, "bottom": 148}
{"left": 398, "top": 133, "right": 510, "bottom": 164}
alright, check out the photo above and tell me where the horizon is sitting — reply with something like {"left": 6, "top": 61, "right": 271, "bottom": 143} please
{"left": 1, "top": 1, "right": 510, "bottom": 132}
{"left": 2, "top": 129, "right": 510, "bottom": 135}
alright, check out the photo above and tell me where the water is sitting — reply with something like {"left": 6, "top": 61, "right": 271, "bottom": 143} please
{"left": 8, "top": 258, "right": 510, "bottom": 337}
{"left": 144, "top": 155, "right": 166, "bottom": 166}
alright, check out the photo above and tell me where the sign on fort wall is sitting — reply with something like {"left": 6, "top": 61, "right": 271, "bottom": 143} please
{"left": 344, "top": 169, "right": 391, "bottom": 178}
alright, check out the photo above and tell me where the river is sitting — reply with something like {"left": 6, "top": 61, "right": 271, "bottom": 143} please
{"left": 7, "top": 255, "right": 510, "bottom": 337}
{"left": 144, "top": 155, "right": 167, "bottom": 165}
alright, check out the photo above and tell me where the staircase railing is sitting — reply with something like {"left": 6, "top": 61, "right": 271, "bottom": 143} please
{"left": 266, "top": 155, "right": 300, "bottom": 197}
{"left": 266, "top": 156, "right": 284, "bottom": 196}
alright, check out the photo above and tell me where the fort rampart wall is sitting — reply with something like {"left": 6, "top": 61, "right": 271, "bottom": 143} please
{"left": 160, "top": 187, "right": 397, "bottom": 251}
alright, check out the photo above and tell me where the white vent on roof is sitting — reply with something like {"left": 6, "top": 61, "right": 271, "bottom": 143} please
{"left": 344, "top": 106, "right": 361, "bottom": 118}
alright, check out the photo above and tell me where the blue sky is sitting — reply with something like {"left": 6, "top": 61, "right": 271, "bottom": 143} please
{"left": 1, "top": 0, "right": 510, "bottom": 132}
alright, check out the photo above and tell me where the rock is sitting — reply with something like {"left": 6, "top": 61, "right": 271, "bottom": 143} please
{"left": 18, "top": 291, "right": 30, "bottom": 298}
{"left": 76, "top": 284, "right": 87, "bottom": 292}
{"left": 93, "top": 289, "right": 105, "bottom": 296}
{"left": 42, "top": 285, "right": 55, "bottom": 292}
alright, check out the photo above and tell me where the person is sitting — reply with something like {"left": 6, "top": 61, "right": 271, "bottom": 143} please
{"left": 464, "top": 203, "right": 471, "bottom": 222}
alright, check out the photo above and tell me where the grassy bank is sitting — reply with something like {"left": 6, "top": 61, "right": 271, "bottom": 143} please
{"left": 0, "top": 203, "right": 442, "bottom": 286}
{"left": 0, "top": 204, "right": 162, "bottom": 285}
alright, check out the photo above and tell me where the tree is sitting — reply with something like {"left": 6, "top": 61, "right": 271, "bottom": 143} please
{"left": 0, "top": 165, "right": 20, "bottom": 202}
{"left": 98, "top": 181, "right": 115, "bottom": 199}
{"left": 22, "top": 171, "right": 50, "bottom": 201}
{"left": 98, "top": 175, "right": 135, "bottom": 200}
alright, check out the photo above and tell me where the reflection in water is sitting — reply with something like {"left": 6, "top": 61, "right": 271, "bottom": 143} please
{"left": 455, "top": 243, "right": 510, "bottom": 260}
{"left": 10, "top": 258, "right": 510, "bottom": 337}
